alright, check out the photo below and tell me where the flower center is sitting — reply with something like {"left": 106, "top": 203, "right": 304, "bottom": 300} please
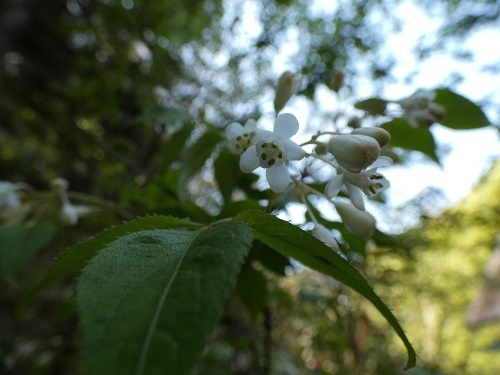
{"left": 233, "top": 132, "right": 253, "bottom": 153}
{"left": 256, "top": 139, "right": 285, "bottom": 168}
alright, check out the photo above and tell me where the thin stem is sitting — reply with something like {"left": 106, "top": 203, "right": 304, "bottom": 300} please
{"left": 309, "top": 153, "right": 339, "bottom": 170}
{"left": 300, "top": 192, "right": 319, "bottom": 225}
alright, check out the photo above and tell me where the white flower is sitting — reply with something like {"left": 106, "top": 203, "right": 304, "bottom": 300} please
{"left": 225, "top": 119, "right": 257, "bottom": 155}
{"left": 397, "top": 89, "right": 446, "bottom": 128}
{"left": 0, "top": 181, "right": 28, "bottom": 219}
{"left": 332, "top": 200, "right": 376, "bottom": 238}
{"left": 274, "top": 71, "right": 302, "bottom": 114}
{"left": 240, "top": 113, "right": 305, "bottom": 193}
{"left": 312, "top": 224, "right": 339, "bottom": 252}
{"left": 325, "top": 157, "right": 392, "bottom": 210}
{"left": 60, "top": 201, "right": 94, "bottom": 226}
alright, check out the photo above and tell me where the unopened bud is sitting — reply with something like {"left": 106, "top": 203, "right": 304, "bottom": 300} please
{"left": 351, "top": 127, "right": 391, "bottom": 148}
{"left": 328, "top": 69, "right": 345, "bottom": 93}
{"left": 328, "top": 135, "right": 381, "bottom": 173}
{"left": 315, "top": 144, "right": 328, "bottom": 155}
{"left": 312, "top": 224, "right": 339, "bottom": 251}
{"left": 333, "top": 200, "right": 376, "bottom": 238}
{"left": 347, "top": 116, "right": 361, "bottom": 129}
{"left": 274, "top": 71, "right": 302, "bottom": 114}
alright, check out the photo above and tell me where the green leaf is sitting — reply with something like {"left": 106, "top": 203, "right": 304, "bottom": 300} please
{"left": 159, "top": 121, "right": 194, "bottom": 173}
{"left": 133, "top": 107, "right": 192, "bottom": 124}
{"left": 235, "top": 210, "right": 416, "bottom": 369}
{"left": 434, "top": 88, "right": 490, "bottom": 129}
{"left": 354, "top": 98, "right": 388, "bottom": 115}
{"left": 214, "top": 148, "right": 240, "bottom": 204}
{"left": 76, "top": 221, "right": 253, "bottom": 375}
{"left": 236, "top": 264, "right": 269, "bottom": 319}
{"left": 381, "top": 119, "right": 439, "bottom": 162}
{"left": 249, "top": 241, "right": 292, "bottom": 276}
{"left": 177, "top": 129, "right": 224, "bottom": 199}
{"left": 0, "top": 223, "right": 56, "bottom": 289}
{"left": 17, "top": 216, "right": 201, "bottom": 315}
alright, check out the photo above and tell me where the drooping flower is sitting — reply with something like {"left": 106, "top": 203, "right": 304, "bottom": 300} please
{"left": 397, "top": 89, "right": 446, "bottom": 128}
{"left": 240, "top": 113, "right": 305, "bottom": 193}
{"left": 332, "top": 200, "right": 376, "bottom": 238}
{"left": 225, "top": 119, "right": 257, "bottom": 155}
{"left": 60, "top": 202, "right": 93, "bottom": 226}
{"left": 274, "top": 71, "right": 302, "bottom": 114}
{"left": 327, "top": 134, "right": 381, "bottom": 173}
{"left": 312, "top": 224, "right": 339, "bottom": 252}
{"left": 325, "top": 156, "right": 392, "bottom": 210}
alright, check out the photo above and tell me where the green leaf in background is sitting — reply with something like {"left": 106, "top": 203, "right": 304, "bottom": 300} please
{"left": 159, "top": 121, "right": 194, "bottom": 174}
{"left": 235, "top": 210, "right": 416, "bottom": 369}
{"left": 177, "top": 129, "right": 224, "bottom": 199}
{"left": 434, "top": 88, "right": 490, "bottom": 129}
{"left": 0, "top": 223, "right": 56, "bottom": 289}
{"left": 17, "top": 216, "right": 201, "bottom": 315}
{"left": 132, "top": 106, "right": 192, "bottom": 125}
{"left": 381, "top": 118, "right": 439, "bottom": 163}
{"left": 236, "top": 264, "right": 269, "bottom": 319}
{"left": 214, "top": 147, "right": 241, "bottom": 204}
{"left": 354, "top": 98, "right": 388, "bottom": 115}
{"left": 76, "top": 221, "right": 253, "bottom": 375}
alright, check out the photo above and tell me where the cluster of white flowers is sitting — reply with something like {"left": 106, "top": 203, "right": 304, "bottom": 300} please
{"left": 225, "top": 71, "right": 398, "bottom": 251}
{"left": 397, "top": 89, "right": 446, "bottom": 128}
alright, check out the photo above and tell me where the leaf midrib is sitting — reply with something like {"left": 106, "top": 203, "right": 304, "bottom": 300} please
{"left": 134, "top": 236, "right": 192, "bottom": 375}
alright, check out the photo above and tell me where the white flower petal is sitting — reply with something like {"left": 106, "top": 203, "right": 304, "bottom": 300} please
{"left": 284, "top": 140, "right": 305, "bottom": 161}
{"left": 346, "top": 184, "right": 365, "bottom": 211}
{"left": 240, "top": 146, "right": 260, "bottom": 172}
{"left": 225, "top": 122, "right": 243, "bottom": 139}
{"left": 253, "top": 130, "right": 274, "bottom": 143}
{"left": 325, "top": 174, "right": 344, "bottom": 198}
{"left": 273, "top": 113, "right": 299, "bottom": 139}
{"left": 370, "top": 156, "right": 393, "bottom": 169}
{"left": 266, "top": 164, "right": 290, "bottom": 192}
{"left": 243, "top": 119, "right": 257, "bottom": 132}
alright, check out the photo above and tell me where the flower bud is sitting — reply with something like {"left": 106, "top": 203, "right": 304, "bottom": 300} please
{"left": 333, "top": 200, "right": 376, "bottom": 238}
{"left": 312, "top": 224, "right": 339, "bottom": 251}
{"left": 351, "top": 127, "right": 391, "bottom": 148}
{"left": 274, "top": 71, "right": 301, "bottom": 114}
{"left": 314, "top": 144, "right": 328, "bottom": 155}
{"left": 328, "top": 69, "right": 345, "bottom": 93}
{"left": 347, "top": 116, "right": 362, "bottom": 129}
{"left": 328, "top": 135, "right": 381, "bottom": 173}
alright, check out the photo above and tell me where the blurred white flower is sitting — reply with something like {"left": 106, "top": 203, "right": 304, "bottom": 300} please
{"left": 225, "top": 119, "right": 257, "bottom": 155}
{"left": 332, "top": 200, "right": 376, "bottom": 238}
{"left": 274, "top": 71, "right": 302, "bottom": 114}
{"left": 312, "top": 224, "right": 339, "bottom": 252}
{"left": 0, "top": 181, "right": 28, "bottom": 219}
{"left": 240, "top": 113, "right": 304, "bottom": 193}
{"left": 398, "top": 89, "right": 446, "bottom": 128}
{"left": 325, "top": 156, "right": 392, "bottom": 210}
{"left": 60, "top": 201, "right": 94, "bottom": 226}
